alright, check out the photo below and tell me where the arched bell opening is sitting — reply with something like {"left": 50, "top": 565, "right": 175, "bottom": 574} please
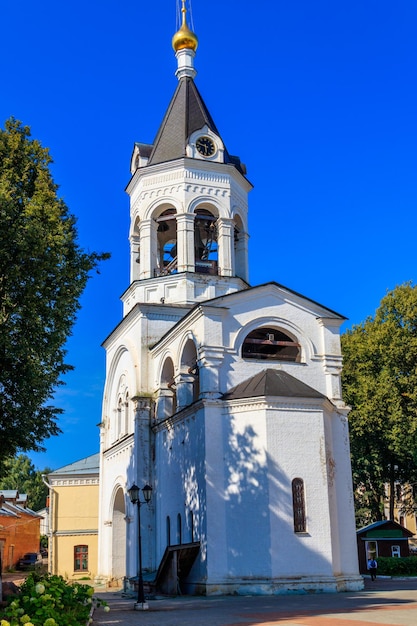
{"left": 156, "top": 208, "right": 177, "bottom": 276}
{"left": 233, "top": 213, "right": 247, "bottom": 280}
{"left": 130, "top": 216, "right": 141, "bottom": 280}
{"left": 194, "top": 208, "right": 218, "bottom": 275}
{"left": 242, "top": 327, "right": 301, "bottom": 362}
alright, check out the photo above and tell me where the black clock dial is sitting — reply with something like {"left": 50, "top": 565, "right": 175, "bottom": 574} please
{"left": 196, "top": 136, "right": 216, "bottom": 157}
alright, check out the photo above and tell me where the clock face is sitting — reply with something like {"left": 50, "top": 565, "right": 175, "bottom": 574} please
{"left": 196, "top": 136, "right": 216, "bottom": 157}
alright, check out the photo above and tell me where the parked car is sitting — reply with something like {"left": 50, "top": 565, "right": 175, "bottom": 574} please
{"left": 17, "top": 552, "right": 43, "bottom": 570}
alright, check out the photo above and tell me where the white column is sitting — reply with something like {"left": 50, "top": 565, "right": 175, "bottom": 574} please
{"left": 130, "top": 235, "right": 141, "bottom": 282}
{"left": 155, "top": 388, "right": 175, "bottom": 421}
{"left": 317, "top": 318, "right": 345, "bottom": 405}
{"left": 176, "top": 213, "right": 195, "bottom": 273}
{"left": 138, "top": 219, "right": 156, "bottom": 279}
{"left": 175, "top": 373, "right": 195, "bottom": 410}
{"left": 235, "top": 231, "right": 249, "bottom": 282}
{"left": 132, "top": 397, "right": 154, "bottom": 572}
{"left": 198, "top": 349, "right": 224, "bottom": 399}
{"left": 217, "top": 217, "right": 234, "bottom": 277}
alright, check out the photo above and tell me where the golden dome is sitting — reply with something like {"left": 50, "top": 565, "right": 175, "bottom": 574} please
{"left": 172, "top": 1, "right": 198, "bottom": 52}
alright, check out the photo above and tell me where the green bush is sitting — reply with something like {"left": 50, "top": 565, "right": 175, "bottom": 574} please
{"left": 376, "top": 556, "right": 417, "bottom": 577}
{"left": 0, "top": 572, "right": 108, "bottom": 626}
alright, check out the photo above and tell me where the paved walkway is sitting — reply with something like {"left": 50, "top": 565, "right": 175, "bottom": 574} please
{"left": 92, "top": 578, "right": 417, "bottom": 626}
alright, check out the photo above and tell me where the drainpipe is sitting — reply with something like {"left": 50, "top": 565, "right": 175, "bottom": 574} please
{"left": 42, "top": 475, "right": 54, "bottom": 574}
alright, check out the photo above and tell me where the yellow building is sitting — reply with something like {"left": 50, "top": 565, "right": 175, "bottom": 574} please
{"left": 384, "top": 483, "right": 417, "bottom": 553}
{"left": 45, "top": 454, "right": 99, "bottom": 581}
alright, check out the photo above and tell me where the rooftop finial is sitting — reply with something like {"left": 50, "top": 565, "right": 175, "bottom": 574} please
{"left": 172, "top": 0, "right": 198, "bottom": 53}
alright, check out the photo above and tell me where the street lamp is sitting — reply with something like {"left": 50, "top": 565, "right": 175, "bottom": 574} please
{"left": 128, "top": 483, "right": 153, "bottom": 610}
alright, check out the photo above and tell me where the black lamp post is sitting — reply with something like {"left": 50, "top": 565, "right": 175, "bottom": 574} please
{"left": 128, "top": 483, "right": 153, "bottom": 610}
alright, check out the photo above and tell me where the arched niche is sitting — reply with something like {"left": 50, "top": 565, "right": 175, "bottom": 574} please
{"left": 113, "top": 374, "right": 130, "bottom": 442}
{"left": 177, "top": 338, "right": 199, "bottom": 408}
{"left": 156, "top": 356, "right": 177, "bottom": 420}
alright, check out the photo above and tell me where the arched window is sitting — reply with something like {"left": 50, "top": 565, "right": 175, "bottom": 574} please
{"left": 166, "top": 516, "right": 171, "bottom": 547}
{"left": 123, "top": 391, "right": 129, "bottom": 434}
{"left": 194, "top": 209, "right": 218, "bottom": 275}
{"left": 292, "top": 478, "right": 306, "bottom": 533}
{"left": 242, "top": 327, "right": 301, "bottom": 362}
{"left": 117, "top": 397, "right": 123, "bottom": 438}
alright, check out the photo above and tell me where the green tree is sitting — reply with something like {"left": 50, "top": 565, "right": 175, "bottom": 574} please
{"left": 341, "top": 283, "right": 417, "bottom": 526}
{"left": 0, "top": 454, "right": 51, "bottom": 511}
{"left": 0, "top": 118, "right": 109, "bottom": 471}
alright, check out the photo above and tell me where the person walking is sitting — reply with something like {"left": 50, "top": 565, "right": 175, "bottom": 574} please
{"left": 368, "top": 557, "right": 378, "bottom": 580}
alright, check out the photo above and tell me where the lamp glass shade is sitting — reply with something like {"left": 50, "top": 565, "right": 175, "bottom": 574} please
{"left": 143, "top": 484, "right": 153, "bottom": 503}
{"left": 128, "top": 484, "right": 140, "bottom": 504}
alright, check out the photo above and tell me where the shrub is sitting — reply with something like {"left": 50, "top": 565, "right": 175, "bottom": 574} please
{"left": 376, "top": 556, "right": 417, "bottom": 577}
{"left": 0, "top": 572, "right": 107, "bottom": 626}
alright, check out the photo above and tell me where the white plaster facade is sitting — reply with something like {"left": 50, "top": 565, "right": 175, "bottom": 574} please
{"left": 97, "top": 7, "right": 363, "bottom": 595}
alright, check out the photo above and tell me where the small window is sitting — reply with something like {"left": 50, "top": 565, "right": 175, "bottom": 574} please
{"left": 242, "top": 327, "right": 300, "bottom": 362}
{"left": 292, "top": 478, "right": 306, "bottom": 533}
{"left": 177, "top": 513, "right": 182, "bottom": 545}
{"left": 189, "top": 510, "right": 194, "bottom": 543}
{"left": 166, "top": 516, "right": 171, "bottom": 547}
{"left": 74, "top": 545, "right": 88, "bottom": 571}
{"left": 392, "top": 545, "right": 401, "bottom": 558}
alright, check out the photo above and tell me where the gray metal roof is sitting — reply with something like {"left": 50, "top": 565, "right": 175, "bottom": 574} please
{"left": 222, "top": 369, "right": 326, "bottom": 401}
{"left": 49, "top": 453, "right": 100, "bottom": 476}
{"left": 147, "top": 77, "right": 245, "bottom": 174}
{"left": 0, "top": 490, "right": 19, "bottom": 499}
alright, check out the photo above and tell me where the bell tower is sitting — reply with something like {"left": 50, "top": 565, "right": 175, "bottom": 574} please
{"left": 122, "top": 1, "right": 252, "bottom": 314}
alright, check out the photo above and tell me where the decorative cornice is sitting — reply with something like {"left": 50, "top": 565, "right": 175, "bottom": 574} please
{"left": 152, "top": 404, "right": 199, "bottom": 433}
{"left": 222, "top": 396, "right": 333, "bottom": 413}
{"left": 103, "top": 437, "right": 134, "bottom": 462}
{"left": 53, "top": 529, "right": 98, "bottom": 536}
{"left": 49, "top": 477, "right": 99, "bottom": 487}
{"left": 132, "top": 396, "right": 152, "bottom": 412}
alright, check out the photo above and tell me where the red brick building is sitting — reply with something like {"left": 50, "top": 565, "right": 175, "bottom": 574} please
{"left": 0, "top": 491, "right": 41, "bottom": 569}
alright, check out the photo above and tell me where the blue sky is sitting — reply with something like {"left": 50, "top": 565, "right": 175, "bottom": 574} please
{"left": 1, "top": 0, "right": 416, "bottom": 471}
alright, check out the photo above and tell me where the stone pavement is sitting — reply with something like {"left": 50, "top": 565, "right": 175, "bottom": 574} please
{"left": 92, "top": 578, "right": 417, "bottom": 626}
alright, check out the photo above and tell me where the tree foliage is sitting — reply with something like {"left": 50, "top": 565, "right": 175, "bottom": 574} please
{"left": 0, "top": 454, "right": 51, "bottom": 511}
{"left": 0, "top": 118, "right": 109, "bottom": 470}
{"left": 341, "top": 283, "right": 417, "bottom": 526}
